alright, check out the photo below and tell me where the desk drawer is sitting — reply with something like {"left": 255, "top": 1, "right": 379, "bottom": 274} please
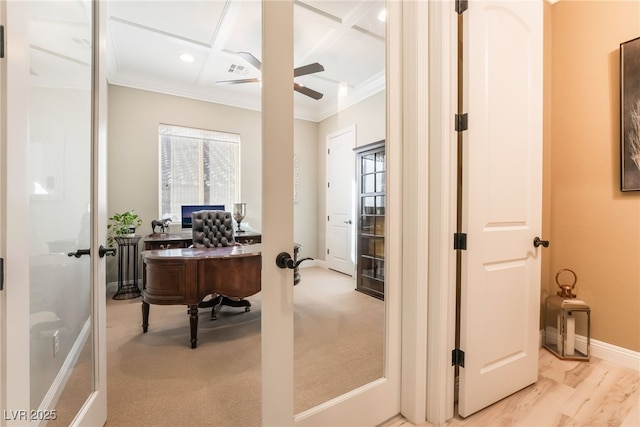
{"left": 235, "top": 234, "right": 261, "bottom": 245}
{"left": 144, "top": 239, "right": 191, "bottom": 250}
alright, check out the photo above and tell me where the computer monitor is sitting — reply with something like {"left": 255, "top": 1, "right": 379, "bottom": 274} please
{"left": 180, "top": 204, "right": 225, "bottom": 228}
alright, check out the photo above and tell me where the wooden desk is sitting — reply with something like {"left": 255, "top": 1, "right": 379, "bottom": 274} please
{"left": 141, "top": 245, "right": 262, "bottom": 348}
{"left": 143, "top": 231, "right": 261, "bottom": 250}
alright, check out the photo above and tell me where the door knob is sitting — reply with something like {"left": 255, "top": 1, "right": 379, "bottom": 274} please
{"left": 67, "top": 249, "right": 90, "bottom": 258}
{"left": 99, "top": 245, "right": 117, "bottom": 258}
{"left": 533, "top": 237, "right": 549, "bottom": 248}
{"left": 275, "top": 252, "right": 313, "bottom": 269}
{"left": 343, "top": 220, "right": 352, "bottom": 224}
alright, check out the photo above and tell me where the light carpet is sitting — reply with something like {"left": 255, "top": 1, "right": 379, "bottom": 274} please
{"left": 100, "top": 266, "right": 384, "bottom": 426}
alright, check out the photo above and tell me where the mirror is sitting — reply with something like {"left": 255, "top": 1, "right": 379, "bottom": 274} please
{"left": 293, "top": 0, "right": 387, "bottom": 414}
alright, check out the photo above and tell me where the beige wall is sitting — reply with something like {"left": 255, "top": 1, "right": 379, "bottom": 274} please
{"left": 107, "top": 85, "right": 383, "bottom": 284}
{"left": 316, "top": 91, "right": 386, "bottom": 258}
{"left": 107, "top": 85, "right": 318, "bottom": 281}
{"left": 547, "top": 1, "right": 640, "bottom": 351}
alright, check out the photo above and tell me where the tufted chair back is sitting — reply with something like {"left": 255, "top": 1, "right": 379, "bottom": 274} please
{"left": 191, "top": 210, "right": 235, "bottom": 248}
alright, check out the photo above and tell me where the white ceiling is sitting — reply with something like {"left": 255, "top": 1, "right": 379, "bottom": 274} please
{"left": 106, "top": 0, "right": 387, "bottom": 122}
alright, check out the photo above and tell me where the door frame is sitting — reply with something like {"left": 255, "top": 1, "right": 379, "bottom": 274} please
{"left": 74, "top": 0, "right": 108, "bottom": 423}
{"left": 428, "top": 1, "right": 458, "bottom": 424}
{"left": 0, "top": 1, "right": 108, "bottom": 424}
{"left": 2, "top": 0, "right": 32, "bottom": 417}
{"left": 420, "top": 0, "right": 458, "bottom": 425}
{"left": 392, "top": 0, "right": 458, "bottom": 424}
{"left": 325, "top": 125, "right": 356, "bottom": 276}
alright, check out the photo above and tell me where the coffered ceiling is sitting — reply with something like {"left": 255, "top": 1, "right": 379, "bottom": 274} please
{"left": 107, "top": 0, "right": 387, "bottom": 122}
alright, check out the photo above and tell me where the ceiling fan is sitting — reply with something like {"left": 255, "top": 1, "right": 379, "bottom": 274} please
{"left": 217, "top": 52, "right": 325, "bottom": 100}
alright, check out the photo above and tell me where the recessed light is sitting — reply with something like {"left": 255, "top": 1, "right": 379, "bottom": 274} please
{"left": 179, "top": 53, "right": 194, "bottom": 63}
{"left": 377, "top": 8, "right": 387, "bottom": 22}
{"left": 338, "top": 82, "right": 349, "bottom": 98}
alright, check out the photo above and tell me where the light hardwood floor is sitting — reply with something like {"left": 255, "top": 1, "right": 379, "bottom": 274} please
{"left": 381, "top": 349, "right": 639, "bottom": 427}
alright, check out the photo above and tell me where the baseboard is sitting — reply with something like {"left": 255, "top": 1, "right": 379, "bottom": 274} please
{"left": 540, "top": 329, "right": 639, "bottom": 371}
{"left": 590, "top": 339, "right": 640, "bottom": 371}
{"left": 106, "top": 280, "right": 139, "bottom": 294}
{"left": 35, "top": 318, "right": 91, "bottom": 425}
{"left": 106, "top": 281, "right": 118, "bottom": 293}
{"left": 300, "top": 259, "right": 326, "bottom": 269}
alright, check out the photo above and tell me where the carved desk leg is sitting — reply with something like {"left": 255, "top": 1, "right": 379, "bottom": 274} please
{"left": 142, "top": 300, "right": 150, "bottom": 333}
{"left": 188, "top": 304, "right": 199, "bottom": 349}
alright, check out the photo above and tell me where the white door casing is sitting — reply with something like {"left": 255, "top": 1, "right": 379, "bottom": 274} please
{"left": 326, "top": 126, "right": 356, "bottom": 276}
{"left": 1, "top": 1, "right": 107, "bottom": 425}
{"left": 75, "top": 1, "right": 109, "bottom": 423}
{"left": 458, "top": 0, "right": 544, "bottom": 418}
{"left": 3, "top": 1, "right": 31, "bottom": 420}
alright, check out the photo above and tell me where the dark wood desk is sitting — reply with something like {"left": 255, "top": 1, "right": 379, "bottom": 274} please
{"left": 141, "top": 245, "right": 262, "bottom": 348}
{"left": 143, "top": 231, "right": 262, "bottom": 250}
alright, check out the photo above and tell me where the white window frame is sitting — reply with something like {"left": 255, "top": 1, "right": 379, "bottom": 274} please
{"left": 158, "top": 124, "right": 241, "bottom": 222}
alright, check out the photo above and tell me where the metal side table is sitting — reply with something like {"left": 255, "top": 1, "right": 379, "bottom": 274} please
{"left": 113, "top": 236, "right": 142, "bottom": 300}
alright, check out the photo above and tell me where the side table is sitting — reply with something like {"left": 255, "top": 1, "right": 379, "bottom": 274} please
{"left": 113, "top": 235, "right": 142, "bottom": 300}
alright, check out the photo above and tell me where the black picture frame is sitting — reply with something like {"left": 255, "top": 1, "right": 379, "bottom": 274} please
{"left": 621, "top": 36, "right": 640, "bottom": 191}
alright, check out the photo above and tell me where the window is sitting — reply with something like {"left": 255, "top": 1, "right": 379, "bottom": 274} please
{"left": 159, "top": 124, "right": 240, "bottom": 223}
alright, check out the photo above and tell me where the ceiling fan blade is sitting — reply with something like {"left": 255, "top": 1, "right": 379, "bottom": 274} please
{"left": 216, "top": 78, "right": 261, "bottom": 85}
{"left": 294, "top": 62, "right": 324, "bottom": 77}
{"left": 294, "top": 83, "right": 323, "bottom": 100}
{"left": 237, "top": 51, "right": 262, "bottom": 71}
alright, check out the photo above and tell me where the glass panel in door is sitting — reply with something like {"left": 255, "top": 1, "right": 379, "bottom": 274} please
{"left": 28, "top": 1, "right": 94, "bottom": 423}
{"left": 292, "top": 0, "right": 387, "bottom": 417}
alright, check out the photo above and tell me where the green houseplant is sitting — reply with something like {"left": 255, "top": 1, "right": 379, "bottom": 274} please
{"left": 107, "top": 210, "right": 142, "bottom": 245}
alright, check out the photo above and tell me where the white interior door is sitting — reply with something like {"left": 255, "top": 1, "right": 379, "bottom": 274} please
{"left": 1, "top": 1, "right": 107, "bottom": 425}
{"left": 261, "top": 1, "right": 401, "bottom": 425}
{"left": 326, "top": 126, "right": 356, "bottom": 276}
{"left": 458, "top": 0, "right": 544, "bottom": 418}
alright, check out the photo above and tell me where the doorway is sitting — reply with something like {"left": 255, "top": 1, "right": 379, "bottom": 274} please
{"left": 325, "top": 125, "right": 356, "bottom": 276}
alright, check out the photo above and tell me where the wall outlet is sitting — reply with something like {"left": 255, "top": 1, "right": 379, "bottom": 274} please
{"left": 53, "top": 330, "right": 59, "bottom": 357}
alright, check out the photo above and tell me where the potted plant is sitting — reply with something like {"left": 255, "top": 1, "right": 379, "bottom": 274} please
{"left": 107, "top": 210, "right": 142, "bottom": 245}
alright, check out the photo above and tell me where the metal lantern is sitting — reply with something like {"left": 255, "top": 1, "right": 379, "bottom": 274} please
{"left": 544, "top": 269, "right": 591, "bottom": 361}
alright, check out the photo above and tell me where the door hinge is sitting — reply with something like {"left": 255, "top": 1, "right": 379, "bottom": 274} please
{"left": 0, "top": 258, "right": 4, "bottom": 291}
{"left": 327, "top": 249, "right": 330, "bottom": 255}
{"left": 452, "top": 348, "right": 465, "bottom": 367}
{"left": 328, "top": 182, "right": 330, "bottom": 188}
{"left": 0, "top": 25, "right": 5, "bottom": 59}
{"left": 455, "top": 0, "right": 468, "bottom": 14}
{"left": 454, "top": 232, "right": 467, "bottom": 250}
{"left": 328, "top": 148, "right": 330, "bottom": 155}
{"left": 327, "top": 215, "right": 330, "bottom": 221}
{"left": 455, "top": 113, "right": 468, "bottom": 131}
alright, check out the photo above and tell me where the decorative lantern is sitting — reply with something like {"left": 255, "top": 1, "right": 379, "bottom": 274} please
{"left": 543, "top": 269, "right": 590, "bottom": 361}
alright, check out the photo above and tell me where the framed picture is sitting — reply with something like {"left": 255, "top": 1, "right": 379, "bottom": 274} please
{"left": 621, "top": 36, "right": 640, "bottom": 191}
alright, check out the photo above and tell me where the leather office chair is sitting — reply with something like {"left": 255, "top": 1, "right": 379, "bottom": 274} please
{"left": 191, "top": 210, "right": 257, "bottom": 319}
{"left": 191, "top": 210, "right": 236, "bottom": 249}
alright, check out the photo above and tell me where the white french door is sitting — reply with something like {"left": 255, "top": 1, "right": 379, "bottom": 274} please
{"left": 1, "top": 1, "right": 108, "bottom": 425}
{"left": 457, "top": 0, "right": 544, "bottom": 417}
{"left": 261, "top": 1, "right": 402, "bottom": 425}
